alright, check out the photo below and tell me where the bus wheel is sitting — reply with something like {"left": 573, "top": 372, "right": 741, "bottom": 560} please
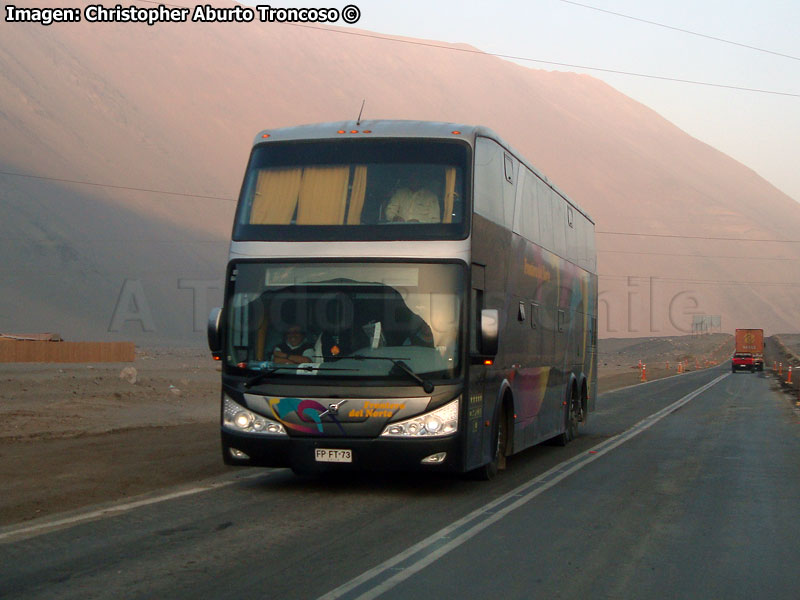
{"left": 554, "top": 391, "right": 578, "bottom": 446}
{"left": 467, "top": 405, "right": 507, "bottom": 481}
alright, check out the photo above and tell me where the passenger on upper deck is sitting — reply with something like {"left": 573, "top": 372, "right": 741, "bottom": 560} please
{"left": 384, "top": 171, "right": 441, "bottom": 223}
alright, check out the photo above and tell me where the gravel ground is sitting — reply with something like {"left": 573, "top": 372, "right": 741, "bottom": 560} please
{"left": 0, "top": 335, "right": 734, "bottom": 526}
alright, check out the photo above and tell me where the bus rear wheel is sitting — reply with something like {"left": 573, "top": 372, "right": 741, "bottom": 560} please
{"left": 554, "top": 390, "right": 579, "bottom": 446}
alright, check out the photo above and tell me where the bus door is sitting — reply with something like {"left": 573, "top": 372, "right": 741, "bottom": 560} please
{"left": 465, "top": 263, "right": 491, "bottom": 470}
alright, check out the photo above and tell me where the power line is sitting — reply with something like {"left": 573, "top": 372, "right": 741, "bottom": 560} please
{"left": 0, "top": 170, "right": 236, "bottom": 202}
{"left": 599, "top": 249, "right": 800, "bottom": 261}
{"left": 5, "top": 237, "right": 796, "bottom": 252}
{"left": 285, "top": 24, "right": 800, "bottom": 99}
{"left": 46, "top": 0, "right": 800, "bottom": 97}
{"left": 599, "top": 274, "right": 800, "bottom": 286}
{"left": 4, "top": 169, "right": 800, "bottom": 245}
{"left": 1, "top": 264, "right": 797, "bottom": 287}
{"left": 0, "top": 269, "right": 795, "bottom": 286}
{"left": 597, "top": 230, "right": 800, "bottom": 243}
{"left": 559, "top": 0, "right": 800, "bottom": 62}
{"left": 3, "top": 168, "right": 800, "bottom": 246}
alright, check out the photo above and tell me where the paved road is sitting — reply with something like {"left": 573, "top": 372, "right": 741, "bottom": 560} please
{"left": 2, "top": 366, "right": 799, "bottom": 599}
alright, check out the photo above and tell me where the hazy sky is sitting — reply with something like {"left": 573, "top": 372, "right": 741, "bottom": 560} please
{"left": 242, "top": 0, "right": 800, "bottom": 203}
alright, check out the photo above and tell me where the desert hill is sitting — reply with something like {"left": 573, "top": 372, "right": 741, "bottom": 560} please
{"left": 1, "top": 0, "right": 798, "bottom": 343}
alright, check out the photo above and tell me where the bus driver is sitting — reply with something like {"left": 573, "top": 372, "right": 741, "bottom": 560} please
{"left": 272, "top": 325, "right": 315, "bottom": 364}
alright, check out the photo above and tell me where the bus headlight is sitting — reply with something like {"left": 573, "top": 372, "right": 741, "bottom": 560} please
{"left": 380, "top": 398, "right": 458, "bottom": 438}
{"left": 234, "top": 411, "right": 253, "bottom": 429}
{"left": 223, "top": 396, "right": 287, "bottom": 436}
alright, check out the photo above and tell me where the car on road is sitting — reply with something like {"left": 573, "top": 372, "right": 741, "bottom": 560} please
{"left": 732, "top": 352, "right": 755, "bottom": 372}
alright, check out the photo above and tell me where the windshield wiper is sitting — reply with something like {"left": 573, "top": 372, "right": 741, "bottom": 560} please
{"left": 350, "top": 355, "right": 435, "bottom": 393}
{"left": 244, "top": 365, "right": 352, "bottom": 388}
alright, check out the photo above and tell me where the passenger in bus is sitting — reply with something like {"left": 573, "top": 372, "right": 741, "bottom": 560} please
{"left": 384, "top": 172, "right": 441, "bottom": 223}
{"left": 271, "top": 325, "right": 316, "bottom": 364}
{"left": 402, "top": 314, "right": 435, "bottom": 347}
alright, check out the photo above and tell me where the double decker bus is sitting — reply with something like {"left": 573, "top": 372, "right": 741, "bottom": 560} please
{"left": 208, "top": 120, "right": 597, "bottom": 478}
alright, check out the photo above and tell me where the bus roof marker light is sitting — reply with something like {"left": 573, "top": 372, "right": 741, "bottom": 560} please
{"left": 362, "top": 130, "right": 372, "bottom": 133}
{"left": 337, "top": 130, "right": 346, "bottom": 134}
{"left": 261, "top": 134, "right": 270, "bottom": 139}
{"left": 451, "top": 130, "right": 461, "bottom": 135}
{"left": 350, "top": 130, "right": 359, "bottom": 134}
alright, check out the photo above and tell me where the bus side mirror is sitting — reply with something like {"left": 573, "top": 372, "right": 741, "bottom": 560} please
{"left": 480, "top": 309, "right": 499, "bottom": 357}
{"left": 208, "top": 307, "right": 222, "bottom": 356}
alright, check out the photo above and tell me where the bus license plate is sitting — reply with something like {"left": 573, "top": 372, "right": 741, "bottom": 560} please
{"left": 315, "top": 449, "right": 352, "bottom": 463}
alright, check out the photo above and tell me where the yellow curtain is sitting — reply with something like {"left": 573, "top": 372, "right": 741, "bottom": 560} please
{"left": 249, "top": 168, "right": 303, "bottom": 224}
{"left": 297, "top": 166, "right": 350, "bottom": 225}
{"left": 346, "top": 166, "right": 368, "bottom": 224}
{"left": 443, "top": 167, "right": 456, "bottom": 223}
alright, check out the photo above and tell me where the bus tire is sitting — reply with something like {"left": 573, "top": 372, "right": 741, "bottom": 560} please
{"left": 580, "top": 381, "right": 588, "bottom": 426}
{"left": 554, "top": 388, "right": 579, "bottom": 447}
{"left": 467, "top": 404, "right": 507, "bottom": 481}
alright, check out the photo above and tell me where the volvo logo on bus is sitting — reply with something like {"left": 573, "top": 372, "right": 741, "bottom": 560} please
{"left": 319, "top": 399, "right": 348, "bottom": 419}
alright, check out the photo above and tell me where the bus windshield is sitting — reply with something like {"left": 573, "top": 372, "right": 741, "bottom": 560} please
{"left": 224, "top": 262, "right": 465, "bottom": 382}
{"left": 233, "top": 139, "right": 469, "bottom": 241}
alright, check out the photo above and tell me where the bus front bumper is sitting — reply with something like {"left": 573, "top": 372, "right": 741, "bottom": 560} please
{"left": 221, "top": 429, "right": 463, "bottom": 473}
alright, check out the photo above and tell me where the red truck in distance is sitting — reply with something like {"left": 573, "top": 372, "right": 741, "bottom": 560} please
{"left": 733, "top": 329, "right": 764, "bottom": 373}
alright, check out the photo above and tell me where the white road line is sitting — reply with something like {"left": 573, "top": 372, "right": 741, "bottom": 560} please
{"left": 0, "top": 471, "right": 268, "bottom": 543}
{"left": 318, "top": 372, "right": 730, "bottom": 600}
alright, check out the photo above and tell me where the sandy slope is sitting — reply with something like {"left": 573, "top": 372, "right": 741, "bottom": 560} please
{"left": 1, "top": 2, "right": 800, "bottom": 344}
